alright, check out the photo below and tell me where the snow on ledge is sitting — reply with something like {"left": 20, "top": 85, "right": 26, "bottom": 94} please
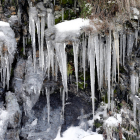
{"left": 0, "top": 21, "right": 10, "bottom": 27}
{"left": 55, "top": 18, "right": 90, "bottom": 33}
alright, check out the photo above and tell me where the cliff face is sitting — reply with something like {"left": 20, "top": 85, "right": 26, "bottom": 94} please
{"left": 0, "top": 0, "right": 140, "bottom": 140}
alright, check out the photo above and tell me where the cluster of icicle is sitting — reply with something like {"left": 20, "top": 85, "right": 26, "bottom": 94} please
{"left": 0, "top": 22, "right": 17, "bottom": 89}
{"left": 27, "top": 2, "right": 139, "bottom": 123}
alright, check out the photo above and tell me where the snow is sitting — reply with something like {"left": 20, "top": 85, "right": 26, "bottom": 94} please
{"left": 104, "top": 114, "right": 122, "bottom": 127}
{"left": 0, "top": 21, "right": 10, "bottom": 27}
{"left": 54, "top": 126, "right": 103, "bottom": 140}
{"left": 81, "top": 134, "right": 103, "bottom": 140}
{"left": 55, "top": 18, "right": 90, "bottom": 33}
{"left": 131, "top": 7, "right": 139, "bottom": 15}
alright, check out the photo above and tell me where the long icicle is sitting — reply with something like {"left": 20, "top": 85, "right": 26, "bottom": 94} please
{"left": 113, "top": 31, "right": 119, "bottom": 82}
{"left": 88, "top": 35, "right": 95, "bottom": 120}
{"left": 73, "top": 42, "right": 79, "bottom": 90}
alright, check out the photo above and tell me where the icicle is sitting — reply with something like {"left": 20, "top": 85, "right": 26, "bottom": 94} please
{"left": 18, "top": 8, "right": 21, "bottom": 25}
{"left": 73, "top": 42, "right": 79, "bottom": 90}
{"left": 107, "top": 30, "right": 111, "bottom": 109}
{"left": 127, "top": 32, "right": 134, "bottom": 57}
{"left": 82, "top": 35, "right": 86, "bottom": 88}
{"left": 131, "top": 73, "right": 136, "bottom": 94}
{"left": 6, "top": 53, "right": 9, "bottom": 89}
{"left": 45, "top": 88, "right": 50, "bottom": 124}
{"left": 112, "top": 41, "right": 116, "bottom": 83}
{"left": 29, "top": 6, "right": 38, "bottom": 71}
{"left": 62, "top": 88, "right": 65, "bottom": 118}
{"left": 135, "top": 29, "right": 138, "bottom": 47}
{"left": 123, "top": 33, "right": 126, "bottom": 66}
{"left": 55, "top": 43, "right": 67, "bottom": 94}
{"left": 74, "top": 0, "right": 77, "bottom": 14}
{"left": 133, "top": 100, "right": 136, "bottom": 123}
{"left": 55, "top": 57, "right": 58, "bottom": 81}
{"left": 113, "top": 31, "right": 119, "bottom": 82}
{"left": 120, "top": 32, "right": 123, "bottom": 65}
{"left": 54, "top": 0, "right": 55, "bottom": 5}
{"left": 111, "top": 87, "right": 114, "bottom": 112}
{"left": 47, "top": 9, "right": 54, "bottom": 28}
{"left": 23, "top": 36, "right": 25, "bottom": 55}
{"left": 88, "top": 35, "right": 95, "bottom": 119}
{"left": 95, "top": 35, "right": 100, "bottom": 89}
{"left": 47, "top": 41, "right": 54, "bottom": 79}
{"left": 40, "top": 15, "right": 45, "bottom": 70}
{"left": 36, "top": 17, "right": 41, "bottom": 67}
{"left": 99, "top": 37, "right": 103, "bottom": 90}
{"left": 62, "top": 8, "right": 64, "bottom": 21}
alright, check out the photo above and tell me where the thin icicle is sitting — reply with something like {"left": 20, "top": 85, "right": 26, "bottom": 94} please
{"left": 133, "top": 100, "right": 136, "bottom": 123}
{"left": 40, "top": 15, "right": 45, "bottom": 70}
{"left": 112, "top": 41, "right": 116, "bottom": 83}
{"left": 99, "top": 37, "right": 103, "bottom": 90}
{"left": 88, "top": 35, "right": 95, "bottom": 120}
{"left": 113, "top": 31, "right": 119, "bottom": 82}
{"left": 36, "top": 17, "right": 41, "bottom": 67}
{"left": 111, "top": 87, "right": 114, "bottom": 112}
{"left": 55, "top": 57, "right": 58, "bottom": 81}
{"left": 62, "top": 8, "right": 64, "bottom": 21}
{"left": 62, "top": 88, "right": 65, "bottom": 119}
{"left": 123, "top": 33, "right": 126, "bottom": 66}
{"left": 73, "top": 42, "right": 79, "bottom": 90}
{"left": 135, "top": 29, "right": 138, "bottom": 47}
{"left": 23, "top": 36, "right": 25, "bottom": 55}
{"left": 18, "top": 8, "right": 21, "bottom": 25}
{"left": 95, "top": 35, "right": 100, "bottom": 89}
{"left": 45, "top": 88, "right": 50, "bottom": 124}
{"left": 82, "top": 35, "right": 86, "bottom": 88}
{"left": 107, "top": 30, "right": 111, "bottom": 109}
{"left": 120, "top": 32, "right": 123, "bottom": 65}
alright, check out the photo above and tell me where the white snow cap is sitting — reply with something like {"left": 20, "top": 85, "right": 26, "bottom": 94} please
{"left": 55, "top": 18, "right": 90, "bottom": 32}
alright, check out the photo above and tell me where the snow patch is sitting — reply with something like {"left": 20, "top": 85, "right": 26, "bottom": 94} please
{"left": 54, "top": 126, "right": 103, "bottom": 140}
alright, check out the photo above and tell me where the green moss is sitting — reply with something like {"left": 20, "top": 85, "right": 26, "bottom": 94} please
{"left": 78, "top": 82, "right": 87, "bottom": 90}
{"left": 67, "top": 63, "right": 74, "bottom": 76}
{"left": 94, "top": 120, "right": 103, "bottom": 128}
{"left": 79, "top": 72, "right": 90, "bottom": 81}
{"left": 59, "top": 0, "right": 74, "bottom": 6}
{"left": 55, "top": 17, "right": 62, "bottom": 24}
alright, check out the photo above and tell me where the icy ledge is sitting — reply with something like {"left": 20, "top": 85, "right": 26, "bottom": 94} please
{"left": 45, "top": 18, "right": 99, "bottom": 43}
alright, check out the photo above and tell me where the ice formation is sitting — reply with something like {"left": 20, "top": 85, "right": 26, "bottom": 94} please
{"left": 27, "top": 1, "right": 139, "bottom": 124}
{"left": 0, "top": 21, "right": 17, "bottom": 89}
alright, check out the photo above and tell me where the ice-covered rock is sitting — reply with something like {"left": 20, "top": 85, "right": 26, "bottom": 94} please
{"left": 6, "top": 91, "right": 21, "bottom": 129}
{"left": 0, "top": 21, "right": 17, "bottom": 89}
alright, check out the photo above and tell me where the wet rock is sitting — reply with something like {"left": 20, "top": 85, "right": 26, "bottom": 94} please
{"left": 61, "top": 92, "right": 92, "bottom": 133}
{"left": 6, "top": 92, "right": 21, "bottom": 129}
{"left": 5, "top": 128, "right": 20, "bottom": 140}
